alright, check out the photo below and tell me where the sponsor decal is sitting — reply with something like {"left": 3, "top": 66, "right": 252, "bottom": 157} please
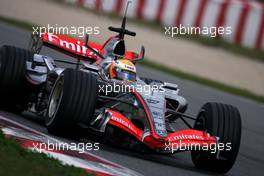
{"left": 124, "top": 64, "right": 135, "bottom": 71}
{"left": 43, "top": 33, "right": 97, "bottom": 57}
{"left": 168, "top": 134, "right": 204, "bottom": 141}
{"left": 111, "top": 115, "right": 138, "bottom": 135}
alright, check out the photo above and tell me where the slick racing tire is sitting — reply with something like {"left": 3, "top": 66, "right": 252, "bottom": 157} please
{"left": 0, "top": 45, "right": 33, "bottom": 112}
{"left": 45, "top": 68, "right": 98, "bottom": 135}
{"left": 191, "top": 102, "right": 241, "bottom": 173}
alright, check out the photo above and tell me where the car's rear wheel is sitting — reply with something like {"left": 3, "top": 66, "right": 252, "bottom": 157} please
{"left": 0, "top": 45, "right": 33, "bottom": 112}
{"left": 45, "top": 68, "right": 98, "bottom": 135}
{"left": 191, "top": 102, "right": 241, "bottom": 173}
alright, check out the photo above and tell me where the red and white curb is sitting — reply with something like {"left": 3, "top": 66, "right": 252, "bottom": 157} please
{"left": 66, "top": 0, "right": 264, "bottom": 50}
{"left": 0, "top": 115, "right": 142, "bottom": 176}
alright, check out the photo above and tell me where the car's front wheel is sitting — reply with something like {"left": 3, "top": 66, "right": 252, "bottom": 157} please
{"left": 191, "top": 102, "right": 241, "bottom": 173}
{"left": 45, "top": 68, "right": 98, "bottom": 135}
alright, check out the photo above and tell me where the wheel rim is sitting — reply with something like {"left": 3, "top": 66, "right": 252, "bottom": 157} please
{"left": 47, "top": 78, "right": 63, "bottom": 125}
{"left": 195, "top": 110, "right": 206, "bottom": 131}
{"left": 192, "top": 113, "right": 208, "bottom": 162}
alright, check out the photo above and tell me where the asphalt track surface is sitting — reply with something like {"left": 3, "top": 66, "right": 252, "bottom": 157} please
{"left": 0, "top": 22, "right": 264, "bottom": 176}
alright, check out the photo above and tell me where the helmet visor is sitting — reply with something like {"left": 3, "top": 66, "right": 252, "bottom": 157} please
{"left": 117, "top": 70, "right": 136, "bottom": 82}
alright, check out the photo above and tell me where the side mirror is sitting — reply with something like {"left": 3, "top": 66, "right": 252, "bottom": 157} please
{"left": 132, "top": 46, "right": 145, "bottom": 63}
{"left": 139, "top": 46, "right": 145, "bottom": 60}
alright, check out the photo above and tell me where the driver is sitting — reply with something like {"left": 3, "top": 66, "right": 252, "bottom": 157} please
{"left": 106, "top": 59, "right": 136, "bottom": 82}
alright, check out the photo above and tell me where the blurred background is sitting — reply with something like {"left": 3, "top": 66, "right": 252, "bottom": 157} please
{"left": 0, "top": 1, "right": 264, "bottom": 176}
{"left": 0, "top": 0, "right": 263, "bottom": 100}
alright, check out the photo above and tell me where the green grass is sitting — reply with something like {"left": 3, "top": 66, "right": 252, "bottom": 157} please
{"left": 0, "top": 130, "right": 92, "bottom": 176}
{"left": 0, "top": 15, "right": 263, "bottom": 103}
{"left": 0, "top": 16, "right": 37, "bottom": 31}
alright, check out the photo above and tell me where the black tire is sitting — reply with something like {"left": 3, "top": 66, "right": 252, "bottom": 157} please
{"left": 0, "top": 45, "right": 33, "bottom": 112}
{"left": 140, "top": 77, "right": 163, "bottom": 85}
{"left": 45, "top": 68, "right": 98, "bottom": 135}
{"left": 191, "top": 102, "right": 241, "bottom": 173}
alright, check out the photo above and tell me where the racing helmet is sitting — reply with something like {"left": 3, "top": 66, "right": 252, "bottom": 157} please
{"left": 109, "top": 59, "right": 136, "bottom": 82}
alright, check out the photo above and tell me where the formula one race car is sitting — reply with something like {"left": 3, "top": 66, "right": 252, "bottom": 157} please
{"left": 0, "top": 2, "right": 241, "bottom": 174}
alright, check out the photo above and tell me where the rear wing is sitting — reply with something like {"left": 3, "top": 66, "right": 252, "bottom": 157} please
{"left": 41, "top": 32, "right": 139, "bottom": 62}
{"left": 41, "top": 32, "right": 100, "bottom": 61}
